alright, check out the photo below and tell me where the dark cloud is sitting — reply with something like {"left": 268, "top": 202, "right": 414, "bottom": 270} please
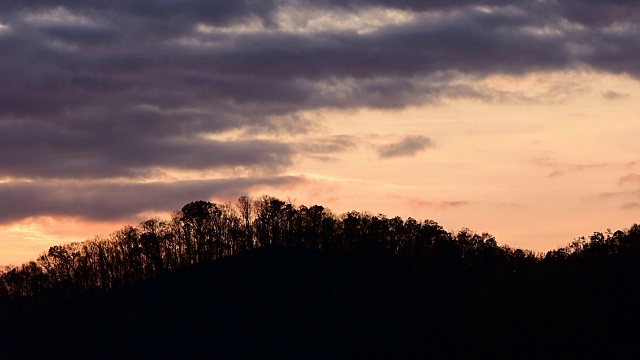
{"left": 0, "top": 1, "right": 279, "bottom": 26}
{"left": 553, "top": 0, "right": 640, "bottom": 28}
{"left": 0, "top": 176, "right": 304, "bottom": 223}
{"left": 0, "top": 0, "right": 638, "bottom": 221}
{"left": 192, "top": 13, "right": 570, "bottom": 81}
{"left": 377, "top": 135, "right": 433, "bottom": 159}
{"left": 0, "top": 120, "right": 294, "bottom": 179}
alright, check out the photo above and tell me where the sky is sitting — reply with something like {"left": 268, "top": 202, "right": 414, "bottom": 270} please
{"left": 0, "top": 0, "right": 639, "bottom": 265}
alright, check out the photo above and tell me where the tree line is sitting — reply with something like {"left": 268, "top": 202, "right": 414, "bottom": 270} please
{"left": 1, "top": 195, "right": 638, "bottom": 299}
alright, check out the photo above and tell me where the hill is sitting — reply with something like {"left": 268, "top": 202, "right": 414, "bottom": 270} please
{"left": 2, "top": 245, "right": 640, "bottom": 358}
{"left": 1, "top": 247, "right": 459, "bottom": 358}
{"left": 1, "top": 197, "right": 640, "bottom": 358}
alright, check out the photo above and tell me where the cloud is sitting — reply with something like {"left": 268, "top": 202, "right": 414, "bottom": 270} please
{"left": 622, "top": 201, "right": 640, "bottom": 210}
{"left": 603, "top": 90, "right": 630, "bottom": 100}
{"left": 1, "top": 2, "right": 637, "bottom": 122}
{"left": 494, "top": 202, "right": 527, "bottom": 210}
{"left": 0, "top": 1, "right": 639, "bottom": 220}
{"left": 295, "top": 135, "right": 358, "bottom": 154}
{"left": 377, "top": 135, "right": 433, "bottom": 158}
{"left": 531, "top": 157, "right": 616, "bottom": 178}
{"left": 387, "top": 194, "right": 470, "bottom": 212}
{"left": 619, "top": 173, "right": 640, "bottom": 185}
{"left": 406, "top": 197, "right": 470, "bottom": 211}
{"left": 0, "top": 120, "right": 294, "bottom": 179}
{"left": 596, "top": 189, "right": 640, "bottom": 211}
{"left": 0, "top": 176, "right": 304, "bottom": 223}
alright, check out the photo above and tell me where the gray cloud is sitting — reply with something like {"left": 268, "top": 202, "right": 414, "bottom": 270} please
{"left": 0, "top": 120, "right": 294, "bottom": 179}
{"left": 0, "top": 176, "right": 304, "bottom": 223}
{"left": 0, "top": 0, "right": 638, "bottom": 221}
{"left": 377, "top": 135, "right": 433, "bottom": 158}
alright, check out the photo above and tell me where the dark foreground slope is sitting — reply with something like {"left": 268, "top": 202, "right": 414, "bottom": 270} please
{"left": 1, "top": 247, "right": 464, "bottom": 358}
{"left": 2, "top": 247, "right": 640, "bottom": 358}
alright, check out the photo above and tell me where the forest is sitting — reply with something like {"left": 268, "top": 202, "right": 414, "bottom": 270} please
{"left": 1, "top": 196, "right": 640, "bottom": 357}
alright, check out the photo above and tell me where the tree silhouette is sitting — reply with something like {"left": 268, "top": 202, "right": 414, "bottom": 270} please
{"left": 237, "top": 195, "right": 253, "bottom": 251}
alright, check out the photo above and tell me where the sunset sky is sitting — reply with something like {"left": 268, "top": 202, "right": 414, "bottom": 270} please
{"left": 0, "top": 1, "right": 639, "bottom": 266}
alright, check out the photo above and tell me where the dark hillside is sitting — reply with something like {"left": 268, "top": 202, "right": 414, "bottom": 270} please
{"left": 3, "top": 245, "right": 640, "bottom": 358}
{"left": 1, "top": 247, "right": 465, "bottom": 358}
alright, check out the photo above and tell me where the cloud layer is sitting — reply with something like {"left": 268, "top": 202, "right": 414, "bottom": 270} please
{"left": 0, "top": 0, "right": 638, "bottom": 221}
{"left": 0, "top": 176, "right": 303, "bottom": 223}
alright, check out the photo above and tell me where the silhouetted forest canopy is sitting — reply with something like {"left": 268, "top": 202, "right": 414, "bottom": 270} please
{"left": 2, "top": 196, "right": 640, "bottom": 358}
{"left": 1, "top": 195, "right": 638, "bottom": 299}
